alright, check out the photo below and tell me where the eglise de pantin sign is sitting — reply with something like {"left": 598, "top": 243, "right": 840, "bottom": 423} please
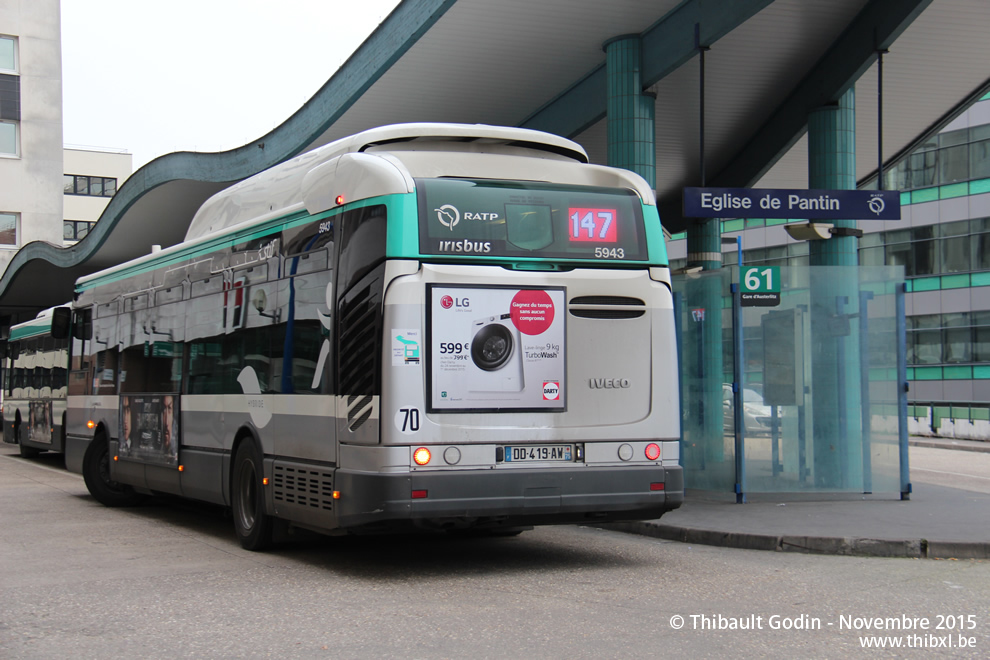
{"left": 683, "top": 187, "right": 900, "bottom": 220}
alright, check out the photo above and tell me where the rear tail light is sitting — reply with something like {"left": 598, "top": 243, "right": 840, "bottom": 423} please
{"left": 413, "top": 447, "right": 432, "bottom": 466}
{"left": 645, "top": 443, "right": 661, "bottom": 461}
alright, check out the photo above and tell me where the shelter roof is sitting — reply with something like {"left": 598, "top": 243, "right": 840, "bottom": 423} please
{"left": 1, "top": 0, "right": 987, "bottom": 320}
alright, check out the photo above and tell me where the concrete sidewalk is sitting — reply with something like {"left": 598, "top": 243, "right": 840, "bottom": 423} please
{"left": 605, "top": 437, "right": 990, "bottom": 559}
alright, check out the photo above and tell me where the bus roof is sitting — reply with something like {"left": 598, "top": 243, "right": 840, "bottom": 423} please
{"left": 77, "top": 123, "right": 658, "bottom": 290}
{"left": 8, "top": 306, "right": 66, "bottom": 342}
{"left": 182, "top": 123, "right": 594, "bottom": 242}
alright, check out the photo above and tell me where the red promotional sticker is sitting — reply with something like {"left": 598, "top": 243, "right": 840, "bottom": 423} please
{"left": 510, "top": 290, "right": 555, "bottom": 335}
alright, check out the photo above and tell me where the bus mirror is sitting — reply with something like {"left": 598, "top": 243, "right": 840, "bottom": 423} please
{"left": 51, "top": 307, "right": 72, "bottom": 340}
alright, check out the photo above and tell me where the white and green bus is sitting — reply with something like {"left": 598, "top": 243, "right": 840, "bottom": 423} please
{"left": 64, "top": 123, "right": 682, "bottom": 550}
{"left": 3, "top": 307, "right": 72, "bottom": 457}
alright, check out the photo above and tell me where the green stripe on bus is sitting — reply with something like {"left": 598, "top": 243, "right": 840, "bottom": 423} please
{"left": 9, "top": 321, "right": 53, "bottom": 341}
{"left": 76, "top": 195, "right": 409, "bottom": 292}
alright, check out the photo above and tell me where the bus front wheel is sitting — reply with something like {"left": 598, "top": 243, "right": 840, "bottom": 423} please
{"left": 231, "top": 441, "right": 274, "bottom": 551}
{"left": 82, "top": 434, "right": 144, "bottom": 507}
{"left": 16, "top": 422, "right": 40, "bottom": 458}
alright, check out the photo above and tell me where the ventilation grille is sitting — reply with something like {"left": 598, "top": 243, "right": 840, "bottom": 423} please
{"left": 273, "top": 463, "right": 334, "bottom": 511}
{"left": 337, "top": 265, "right": 384, "bottom": 432}
{"left": 570, "top": 296, "right": 644, "bottom": 306}
{"left": 338, "top": 281, "right": 378, "bottom": 394}
{"left": 569, "top": 296, "right": 646, "bottom": 319}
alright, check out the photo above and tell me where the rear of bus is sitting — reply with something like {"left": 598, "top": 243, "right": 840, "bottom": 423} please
{"left": 328, "top": 130, "right": 682, "bottom": 532}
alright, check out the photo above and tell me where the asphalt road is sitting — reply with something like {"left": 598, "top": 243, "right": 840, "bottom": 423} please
{"left": 1, "top": 445, "right": 988, "bottom": 659}
{"left": 909, "top": 445, "right": 990, "bottom": 494}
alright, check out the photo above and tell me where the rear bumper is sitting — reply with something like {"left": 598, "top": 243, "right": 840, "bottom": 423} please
{"left": 334, "top": 464, "right": 683, "bottom": 531}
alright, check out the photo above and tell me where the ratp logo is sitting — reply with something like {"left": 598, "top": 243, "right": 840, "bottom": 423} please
{"left": 868, "top": 194, "right": 886, "bottom": 216}
{"left": 435, "top": 204, "right": 460, "bottom": 231}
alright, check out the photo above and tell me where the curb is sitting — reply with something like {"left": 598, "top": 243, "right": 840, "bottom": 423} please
{"left": 598, "top": 521, "right": 990, "bottom": 559}
{"left": 909, "top": 438, "right": 990, "bottom": 453}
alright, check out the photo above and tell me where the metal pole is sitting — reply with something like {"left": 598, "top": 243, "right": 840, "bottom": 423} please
{"left": 876, "top": 48, "right": 888, "bottom": 190}
{"left": 896, "top": 283, "right": 911, "bottom": 500}
{"left": 674, "top": 292, "right": 685, "bottom": 462}
{"left": 859, "top": 290, "right": 874, "bottom": 493}
{"left": 696, "top": 309, "right": 706, "bottom": 471}
{"left": 835, "top": 295, "right": 849, "bottom": 489}
{"left": 696, "top": 23, "right": 709, "bottom": 187}
{"left": 732, "top": 282, "right": 746, "bottom": 503}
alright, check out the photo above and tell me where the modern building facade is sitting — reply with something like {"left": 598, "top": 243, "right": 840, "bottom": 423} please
{"left": 63, "top": 147, "right": 132, "bottom": 244}
{"left": 0, "top": 0, "right": 63, "bottom": 288}
{"left": 668, "top": 91, "right": 990, "bottom": 440}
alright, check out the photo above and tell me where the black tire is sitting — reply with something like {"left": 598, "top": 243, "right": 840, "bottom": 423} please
{"left": 16, "top": 423, "right": 40, "bottom": 458}
{"left": 231, "top": 441, "right": 274, "bottom": 551}
{"left": 82, "top": 434, "right": 145, "bottom": 507}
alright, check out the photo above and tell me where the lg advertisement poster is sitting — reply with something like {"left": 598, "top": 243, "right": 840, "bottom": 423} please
{"left": 428, "top": 285, "right": 565, "bottom": 412}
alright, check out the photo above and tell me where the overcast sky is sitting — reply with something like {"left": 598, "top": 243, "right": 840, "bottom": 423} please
{"left": 61, "top": 0, "right": 402, "bottom": 169}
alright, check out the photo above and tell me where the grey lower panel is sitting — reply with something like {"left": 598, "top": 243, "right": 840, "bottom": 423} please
{"left": 98, "top": 442, "right": 226, "bottom": 504}
{"left": 334, "top": 465, "right": 684, "bottom": 532}
{"left": 16, "top": 426, "right": 63, "bottom": 453}
{"left": 65, "top": 434, "right": 89, "bottom": 474}
{"left": 109, "top": 440, "right": 146, "bottom": 488}
{"left": 180, "top": 449, "right": 227, "bottom": 505}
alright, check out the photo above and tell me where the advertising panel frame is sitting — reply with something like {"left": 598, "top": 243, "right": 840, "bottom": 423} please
{"left": 426, "top": 284, "right": 567, "bottom": 414}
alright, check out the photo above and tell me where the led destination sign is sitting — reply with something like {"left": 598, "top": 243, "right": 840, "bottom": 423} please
{"left": 418, "top": 178, "right": 648, "bottom": 261}
{"left": 683, "top": 187, "right": 901, "bottom": 220}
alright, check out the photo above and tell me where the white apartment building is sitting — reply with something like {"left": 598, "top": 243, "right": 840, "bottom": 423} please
{"left": 0, "top": 0, "right": 63, "bottom": 274}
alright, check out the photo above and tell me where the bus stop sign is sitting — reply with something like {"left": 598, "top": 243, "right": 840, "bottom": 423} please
{"left": 741, "top": 266, "right": 780, "bottom": 307}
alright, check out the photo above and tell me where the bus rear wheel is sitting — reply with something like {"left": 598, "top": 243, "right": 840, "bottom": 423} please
{"left": 232, "top": 441, "right": 274, "bottom": 551}
{"left": 82, "top": 434, "right": 144, "bottom": 507}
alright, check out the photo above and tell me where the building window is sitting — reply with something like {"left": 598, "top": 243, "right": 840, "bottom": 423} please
{"left": 0, "top": 35, "right": 20, "bottom": 156}
{"left": 64, "top": 174, "right": 118, "bottom": 198}
{"left": 0, "top": 35, "right": 15, "bottom": 73}
{"left": 0, "top": 120, "right": 15, "bottom": 156}
{"left": 64, "top": 220, "right": 95, "bottom": 242}
{"left": 907, "top": 311, "right": 990, "bottom": 366}
{"left": 853, "top": 219, "right": 990, "bottom": 279}
{"left": 884, "top": 118, "right": 990, "bottom": 191}
{"left": 0, "top": 212, "right": 18, "bottom": 246}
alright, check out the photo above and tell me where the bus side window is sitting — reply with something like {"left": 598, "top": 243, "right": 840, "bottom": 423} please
{"left": 273, "top": 265, "right": 333, "bottom": 394}
{"left": 91, "top": 308, "right": 118, "bottom": 396}
{"left": 185, "top": 290, "right": 226, "bottom": 395}
{"left": 69, "top": 308, "right": 92, "bottom": 396}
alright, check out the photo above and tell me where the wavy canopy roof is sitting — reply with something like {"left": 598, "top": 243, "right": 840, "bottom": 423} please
{"left": 2, "top": 0, "right": 988, "bottom": 322}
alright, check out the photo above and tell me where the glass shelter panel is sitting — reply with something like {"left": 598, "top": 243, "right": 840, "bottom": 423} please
{"left": 674, "top": 266, "right": 905, "bottom": 495}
